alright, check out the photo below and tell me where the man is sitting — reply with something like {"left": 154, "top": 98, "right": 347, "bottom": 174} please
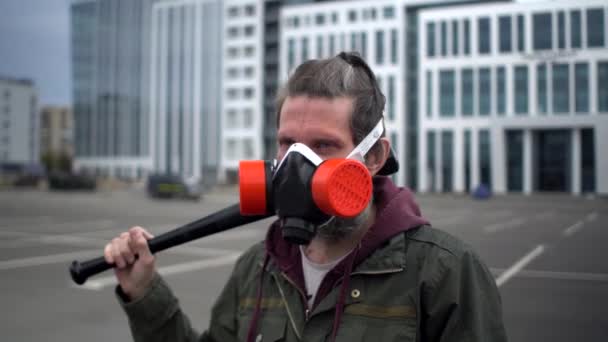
{"left": 104, "top": 52, "right": 507, "bottom": 342}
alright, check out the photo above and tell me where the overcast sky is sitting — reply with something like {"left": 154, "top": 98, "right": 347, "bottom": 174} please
{"left": 0, "top": 0, "right": 71, "bottom": 106}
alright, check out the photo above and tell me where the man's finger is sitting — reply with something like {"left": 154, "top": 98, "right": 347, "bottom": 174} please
{"left": 131, "top": 230, "right": 154, "bottom": 264}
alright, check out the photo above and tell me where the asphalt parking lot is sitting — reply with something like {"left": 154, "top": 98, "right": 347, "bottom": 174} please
{"left": 0, "top": 187, "right": 606, "bottom": 341}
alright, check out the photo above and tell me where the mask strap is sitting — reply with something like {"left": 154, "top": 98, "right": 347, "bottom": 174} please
{"left": 346, "top": 118, "right": 384, "bottom": 162}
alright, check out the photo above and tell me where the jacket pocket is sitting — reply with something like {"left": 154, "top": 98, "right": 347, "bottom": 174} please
{"left": 329, "top": 304, "right": 417, "bottom": 342}
{"left": 237, "top": 311, "right": 288, "bottom": 342}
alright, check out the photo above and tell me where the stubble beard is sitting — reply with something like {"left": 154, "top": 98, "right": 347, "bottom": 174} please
{"left": 315, "top": 200, "right": 373, "bottom": 243}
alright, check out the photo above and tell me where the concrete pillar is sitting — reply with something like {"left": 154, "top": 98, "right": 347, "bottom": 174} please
{"left": 572, "top": 128, "right": 581, "bottom": 195}
{"left": 523, "top": 129, "right": 533, "bottom": 194}
{"left": 595, "top": 125, "right": 608, "bottom": 195}
{"left": 454, "top": 127, "right": 465, "bottom": 193}
{"left": 435, "top": 130, "right": 443, "bottom": 192}
{"left": 471, "top": 127, "right": 480, "bottom": 190}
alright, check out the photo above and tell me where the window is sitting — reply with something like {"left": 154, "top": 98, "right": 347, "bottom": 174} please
{"left": 587, "top": 8, "right": 605, "bottom": 48}
{"left": 427, "top": 71, "right": 433, "bottom": 118}
{"left": 499, "top": 16, "right": 512, "bottom": 53}
{"left": 244, "top": 46, "right": 254, "bottom": 57}
{"left": 439, "top": 70, "right": 455, "bottom": 117}
{"left": 479, "top": 68, "right": 491, "bottom": 116}
{"left": 598, "top": 62, "right": 608, "bottom": 112}
{"left": 514, "top": 65, "right": 528, "bottom": 115}
{"left": 243, "top": 109, "right": 253, "bottom": 127}
{"left": 552, "top": 63, "right": 569, "bottom": 114}
{"left": 329, "top": 35, "right": 336, "bottom": 56}
{"left": 441, "top": 21, "right": 447, "bottom": 56}
{"left": 581, "top": 128, "right": 595, "bottom": 192}
{"left": 288, "top": 38, "right": 295, "bottom": 71}
{"left": 464, "top": 130, "right": 471, "bottom": 192}
{"left": 383, "top": 6, "right": 395, "bottom": 19}
{"left": 244, "top": 5, "right": 255, "bottom": 16}
{"left": 571, "top": 10, "right": 582, "bottom": 48}
{"left": 390, "top": 29, "right": 398, "bottom": 64}
{"left": 227, "top": 109, "right": 238, "bottom": 128}
{"left": 227, "top": 88, "right": 238, "bottom": 99}
{"left": 427, "top": 131, "right": 436, "bottom": 192}
{"left": 388, "top": 76, "right": 395, "bottom": 120}
{"left": 361, "top": 32, "right": 367, "bottom": 60}
{"left": 427, "top": 22, "right": 435, "bottom": 57}
{"left": 506, "top": 130, "right": 523, "bottom": 192}
{"left": 348, "top": 10, "right": 357, "bottom": 22}
{"left": 537, "top": 63, "right": 547, "bottom": 114}
{"left": 227, "top": 67, "right": 238, "bottom": 79}
{"left": 243, "top": 87, "right": 254, "bottom": 99}
{"left": 464, "top": 19, "right": 470, "bottom": 55}
{"left": 376, "top": 30, "right": 384, "bottom": 64}
{"left": 315, "top": 14, "right": 325, "bottom": 25}
{"left": 227, "top": 47, "right": 239, "bottom": 58}
{"left": 331, "top": 12, "right": 338, "bottom": 24}
{"left": 243, "top": 139, "right": 254, "bottom": 159}
{"left": 479, "top": 129, "right": 492, "bottom": 189}
{"left": 351, "top": 32, "right": 358, "bottom": 52}
{"left": 575, "top": 63, "right": 589, "bottom": 113}
{"left": 244, "top": 66, "right": 254, "bottom": 78}
{"left": 517, "top": 15, "right": 525, "bottom": 52}
{"left": 227, "top": 26, "right": 239, "bottom": 38}
{"left": 317, "top": 35, "right": 323, "bottom": 58}
{"left": 558, "top": 11, "right": 565, "bottom": 49}
{"left": 478, "top": 17, "right": 491, "bottom": 54}
{"left": 497, "top": 67, "right": 506, "bottom": 115}
{"left": 441, "top": 131, "right": 453, "bottom": 192}
{"left": 533, "top": 13, "right": 552, "bottom": 50}
{"left": 226, "top": 139, "right": 237, "bottom": 160}
{"left": 462, "top": 68, "right": 474, "bottom": 116}
{"left": 301, "top": 37, "right": 309, "bottom": 61}
{"left": 452, "top": 20, "right": 459, "bottom": 55}
{"left": 228, "top": 6, "right": 238, "bottom": 18}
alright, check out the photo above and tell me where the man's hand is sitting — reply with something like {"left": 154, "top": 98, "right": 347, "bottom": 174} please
{"left": 104, "top": 226, "right": 155, "bottom": 301}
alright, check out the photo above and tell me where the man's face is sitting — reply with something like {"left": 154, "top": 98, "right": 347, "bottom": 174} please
{"left": 276, "top": 96, "right": 355, "bottom": 162}
{"left": 276, "top": 95, "right": 371, "bottom": 241}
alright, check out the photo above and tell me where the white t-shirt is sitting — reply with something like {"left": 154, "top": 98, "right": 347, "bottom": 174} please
{"left": 300, "top": 247, "right": 349, "bottom": 308}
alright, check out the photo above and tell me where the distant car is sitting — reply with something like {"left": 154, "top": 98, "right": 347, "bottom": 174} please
{"left": 146, "top": 174, "right": 202, "bottom": 200}
{"left": 48, "top": 172, "right": 96, "bottom": 191}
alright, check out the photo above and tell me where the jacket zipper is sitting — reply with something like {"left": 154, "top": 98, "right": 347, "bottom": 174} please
{"left": 272, "top": 272, "right": 303, "bottom": 340}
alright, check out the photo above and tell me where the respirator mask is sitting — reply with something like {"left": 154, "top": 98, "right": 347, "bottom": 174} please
{"left": 239, "top": 118, "right": 391, "bottom": 245}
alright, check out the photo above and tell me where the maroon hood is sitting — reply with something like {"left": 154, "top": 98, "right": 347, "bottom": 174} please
{"left": 264, "top": 176, "right": 429, "bottom": 302}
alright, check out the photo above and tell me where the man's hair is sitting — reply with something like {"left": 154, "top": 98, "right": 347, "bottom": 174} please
{"left": 275, "top": 52, "right": 386, "bottom": 153}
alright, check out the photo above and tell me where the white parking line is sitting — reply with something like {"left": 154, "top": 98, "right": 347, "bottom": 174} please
{"left": 586, "top": 212, "right": 598, "bottom": 223}
{"left": 483, "top": 217, "right": 527, "bottom": 234}
{"left": 496, "top": 245, "right": 545, "bottom": 287}
{"left": 562, "top": 221, "right": 584, "bottom": 237}
{"left": 491, "top": 268, "right": 608, "bottom": 282}
{"left": 78, "top": 253, "right": 241, "bottom": 290}
{"left": 0, "top": 249, "right": 102, "bottom": 270}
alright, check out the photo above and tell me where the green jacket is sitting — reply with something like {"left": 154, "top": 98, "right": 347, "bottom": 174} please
{"left": 119, "top": 179, "right": 506, "bottom": 342}
{"left": 120, "top": 226, "right": 506, "bottom": 342}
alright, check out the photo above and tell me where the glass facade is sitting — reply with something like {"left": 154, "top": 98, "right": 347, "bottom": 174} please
{"left": 439, "top": 70, "right": 455, "bottom": 117}
{"left": 581, "top": 128, "right": 595, "bottom": 192}
{"left": 464, "top": 129, "right": 471, "bottom": 192}
{"left": 535, "top": 130, "right": 571, "bottom": 192}
{"left": 479, "top": 129, "right": 492, "bottom": 189}
{"left": 575, "top": 63, "right": 589, "bottom": 113}
{"left": 514, "top": 65, "right": 528, "bottom": 115}
{"left": 464, "top": 19, "right": 470, "bottom": 55}
{"left": 427, "top": 22, "right": 435, "bottom": 57}
{"left": 496, "top": 66, "right": 506, "bottom": 115}
{"left": 388, "top": 76, "right": 395, "bottom": 121}
{"left": 317, "top": 35, "right": 323, "bottom": 57}
{"left": 452, "top": 20, "right": 459, "bottom": 55}
{"left": 533, "top": 12, "right": 552, "bottom": 50}
{"left": 499, "top": 15, "right": 512, "bottom": 53}
{"left": 376, "top": 30, "right": 384, "bottom": 64}
{"left": 427, "top": 131, "right": 436, "bottom": 192}
{"left": 288, "top": 38, "right": 295, "bottom": 71}
{"left": 301, "top": 37, "right": 309, "bottom": 61}
{"left": 517, "top": 14, "right": 525, "bottom": 52}
{"left": 478, "top": 17, "right": 491, "bottom": 54}
{"left": 506, "top": 130, "right": 523, "bottom": 192}
{"left": 390, "top": 29, "right": 398, "bottom": 64}
{"left": 599, "top": 62, "right": 608, "bottom": 112}
{"left": 441, "top": 21, "right": 447, "bottom": 56}
{"left": 537, "top": 63, "right": 547, "bottom": 114}
{"left": 441, "top": 130, "right": 453, "bottom": 192}
{"left": 571, "top": 10, "right": 582, "bottom": 48}
{"left": 558, "top": 11, "right": 565, "bottom": 49}
{"left": 587, "top": 8, "right": 605, "bottom": 48}
{"left": 479, "top": 68, "right": 491, "bottom": 116}
{"left": 552, "top": 63, "right": 569, "bottom": 114}
{"left": 461, "top": 68, "right": 473, "bottom": 116}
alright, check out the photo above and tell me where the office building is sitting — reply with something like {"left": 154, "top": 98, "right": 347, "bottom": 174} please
{"left": 419, "top": 0, "right": 608, "bottom": 195}
{"left": 0, "top": 77, "right": 39, "bottom": 164}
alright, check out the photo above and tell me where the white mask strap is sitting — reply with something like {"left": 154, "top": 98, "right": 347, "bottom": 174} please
{"left": 346, "top": 118, "right": 384, "bottom": 161}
